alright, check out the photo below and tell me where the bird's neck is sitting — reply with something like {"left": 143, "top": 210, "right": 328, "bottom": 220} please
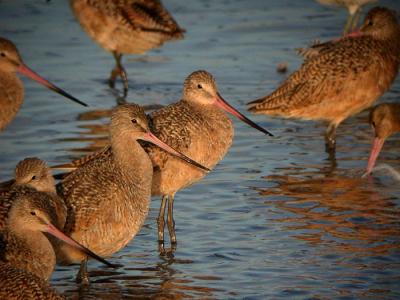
{"left": 0, "top": 71, "right": 24, "bottom": 130}
{"left": 110, "top": 131, "right": 153, "bottom": 185}
{"left": 7, "top": 226, "right": 55, "bottom": 279}
{"left": 183, "top": 99, "right": 230, "bottom": 121}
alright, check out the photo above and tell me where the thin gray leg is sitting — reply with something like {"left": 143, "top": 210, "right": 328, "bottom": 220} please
{"left": 157, "top": 195, "right": 168, "bottom": 244}
{"left": 167, "top": 195, "right": 177, "bottom": 245}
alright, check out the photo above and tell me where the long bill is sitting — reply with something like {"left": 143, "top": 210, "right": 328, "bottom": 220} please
{"left": 18, "top": 63, "right": 88, "bottom": 107}
{"left": 366, "top": 137, "right": 385, "bottom": 175}
{"left": 140, "top": 132, "right": 210, "bottom": 172}
{"left": 45, "top": 223, "right": 115, "bottom": 268}
{"left": 214, "top": 93, "right": 273, "bottom": 136}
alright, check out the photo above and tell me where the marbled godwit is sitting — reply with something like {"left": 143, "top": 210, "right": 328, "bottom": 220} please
{"left": 366, "top": 103, "right": 400, "bottom": 175}
{"left": 0, "top": 158, "right": 67, "bottom": 230}
{"left": 317, "top": 0, "right": 378, "bottom": 34}
{"left": 56, "top": 104, "right": 208, "bottom": 283}
{"left": 54, "top": 70, "right": 273, "bottom": 247}
{"left": 0, "top": 37, "right": 87, "bottom": 131}
{"left": 248, "top": 7, "right": 400, "bottom": 152}
{"left": 0, "top": 262, "right": 64, "bottom": 300}
{"left": 69, "top": 0, "right": 185, "bottom": 96}
{"left": 0, "top": 191, "right": 113, "bottom": 281}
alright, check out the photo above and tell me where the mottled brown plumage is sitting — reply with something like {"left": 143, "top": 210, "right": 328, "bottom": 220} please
{"left": 55, "top": 103, "right": 207, "bottom": 283}
{"left": 366, "top": 103, "right": 400, "bottom": 174}
{"left": 0, "top": 191, "right": 110, "bottom": 297}
{"left": 0, "top": 37, "right": 87, "bottom": 131}
{"left": 0, "top": 262, "right": 64, "bottom": 300}
{"left": 0, "top": 191, "right": 61, "bottom": 280}
{"left": 0, "top": 158, "right": 67, "bottom": 231}
{"left": 248, "top": 7, "right": 400, "bottom": 150}
{"left": 53, "top": 70, "right": 272, "bottom": 247}
{"left": 70, "top": 0, "right": 185, "bottom": 95}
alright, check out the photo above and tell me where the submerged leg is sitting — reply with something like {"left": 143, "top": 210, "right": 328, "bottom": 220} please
{"left": 76, "top": 257, "right": 89, "bottom": 285}
{"left": 325, "top": 122, "right": 337, "bottom": 153}
{"left": 157, "top": 195, "right": 168, "bottom": 246}
{"left": 108, "top": 51, "right": 129, "bottom": 97}
{"left": 167, "top": 194, "right": 177, "bottom": 245}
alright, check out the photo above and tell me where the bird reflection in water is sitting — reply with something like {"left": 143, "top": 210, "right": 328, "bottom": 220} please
{"left": 253, "top": 174, "right": 400, "bottom": 256}
{"left": 57, "top": 249, "right": 221, "bottom": 299}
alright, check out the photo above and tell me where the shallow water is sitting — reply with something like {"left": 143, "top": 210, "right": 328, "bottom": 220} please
{"left": 1, "top": 0, "right": 400, "bottom": 299}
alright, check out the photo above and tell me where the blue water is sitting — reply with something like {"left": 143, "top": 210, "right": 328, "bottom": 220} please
{"left": 0, "top": 0, "right": 399, "bottom": 299}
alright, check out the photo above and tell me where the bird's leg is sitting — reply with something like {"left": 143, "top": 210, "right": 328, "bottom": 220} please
{"left": 108, "top": 52, "right": 129, "bottom": 97}
{"left": 351, "top": 8, "right": 361, "bottom": 32}
{"left": 325, "top": 123, "right": 337, "bottom": 153}
{"left": 76, "top": 257, "right": 89, "bottom": 285}
{"left": 167, "top": 194, "right": 177, "bottom": 245}
{"left": 157, "top": 195, "right": 168, "bottom": 247}
{"left": 343, "top": 12, "right": 355, "bottom": 35}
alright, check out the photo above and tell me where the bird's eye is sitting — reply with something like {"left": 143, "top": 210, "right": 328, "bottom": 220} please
{"left": 0, "top": 52, "right": 5, "bottom": 57}
{"left": 197, "top": 84, "right": 203, "bottom": 89}
{"left": 131, "top": 119, "right": 137, "bottom": 124}
{"left": 30, "top": 211, "right": 36, "bottom": 216}
{"left": 31, "top": 175, "right": 37, "bottom": 180}
{"left": 367, "top": 19, "right": 373, "bottom": 26}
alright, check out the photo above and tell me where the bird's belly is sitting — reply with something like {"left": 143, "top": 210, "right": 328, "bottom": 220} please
{"left": 286, "top": 84, "right": 382, "bottom": 124}
{"left": 58, "top": 222, "right": 142, "bottom": 264}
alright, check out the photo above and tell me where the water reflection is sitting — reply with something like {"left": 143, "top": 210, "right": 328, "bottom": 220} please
{"left": 56, "top": 94, "right": 164, "bottom": 160}
{"left": 55, "top": 251, "right": 220, "bottom": 299}
{"left": 255, "top": 173, "right": 400, "bottom": 256}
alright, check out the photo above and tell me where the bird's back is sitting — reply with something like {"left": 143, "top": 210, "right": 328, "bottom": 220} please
{"left": 70, "top": 0, "right": 185, "bottom": 54}
{"left": 0, "top": 262, "right": 64, "bottom": 300}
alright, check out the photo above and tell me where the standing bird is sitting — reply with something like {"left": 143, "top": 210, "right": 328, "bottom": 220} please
{"left": 0, "top": 37, "right": 87, "bottom": 132}
{"left": 366, "top": 103, "right": 400, "bottom": 175}
{"left": 53, "top": 70, "right": 273, "bottom": 248}
{"left": 316, "top": 0, "right": 378, "bottom": 34}
{"left": 56, "top": 104, "right": 208, "bottom": 284}
{"left": 69, "top": 0, "right": 185, "bottom": 96}
{"left": 247, "top": 7, "right": 400, "bottom": 152}
{"left": 0, "top": 191, "right": 112, "bottom": 283}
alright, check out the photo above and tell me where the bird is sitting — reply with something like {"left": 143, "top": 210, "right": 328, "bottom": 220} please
{"left": 0, "top": 262, "right": 64, "bottom": 300}
{"left": 316, "top": 0, "right": 378, "bottom": 34}
{"left": 0, "top": 157, "right": 67, "bottom": 231}
{"left": 53, "top": 70, "right": 273, "bottom": 248}
{"left": 366, "top": 103, "right": 400, "bottom": 175}
{"left": 55, "top": 103, "right": 208, "bottom": 284}
{"left": 0, "top": 191, "right": 113, "bottom": 282}
{"left": 69, "top": 0, "right": 185, "bottom": 96}
{"left": 247, "top": 7, "right": 400, "bottom": 152}
{"left": 0, "top": 37, "right": 88, "bottom": 131}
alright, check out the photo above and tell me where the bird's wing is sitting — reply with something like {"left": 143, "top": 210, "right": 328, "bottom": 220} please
{"left": 99, "top": 0, "right": 185, "bottom": 37}
{"left": 56, "top": 155, "right": 120, "bottom": 234}
{"left": 145, "top": 101, "right": 195, "bottom": 170}
{"left": 295, "top": 39, "right": 337, "bottom": 61}
{"left": 248, "top": 37, "right": 380, "bottom": 113}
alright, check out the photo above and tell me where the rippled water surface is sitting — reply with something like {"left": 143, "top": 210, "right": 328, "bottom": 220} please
{"left": 1, "top": 0, "right": 400, "bottom": 299}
